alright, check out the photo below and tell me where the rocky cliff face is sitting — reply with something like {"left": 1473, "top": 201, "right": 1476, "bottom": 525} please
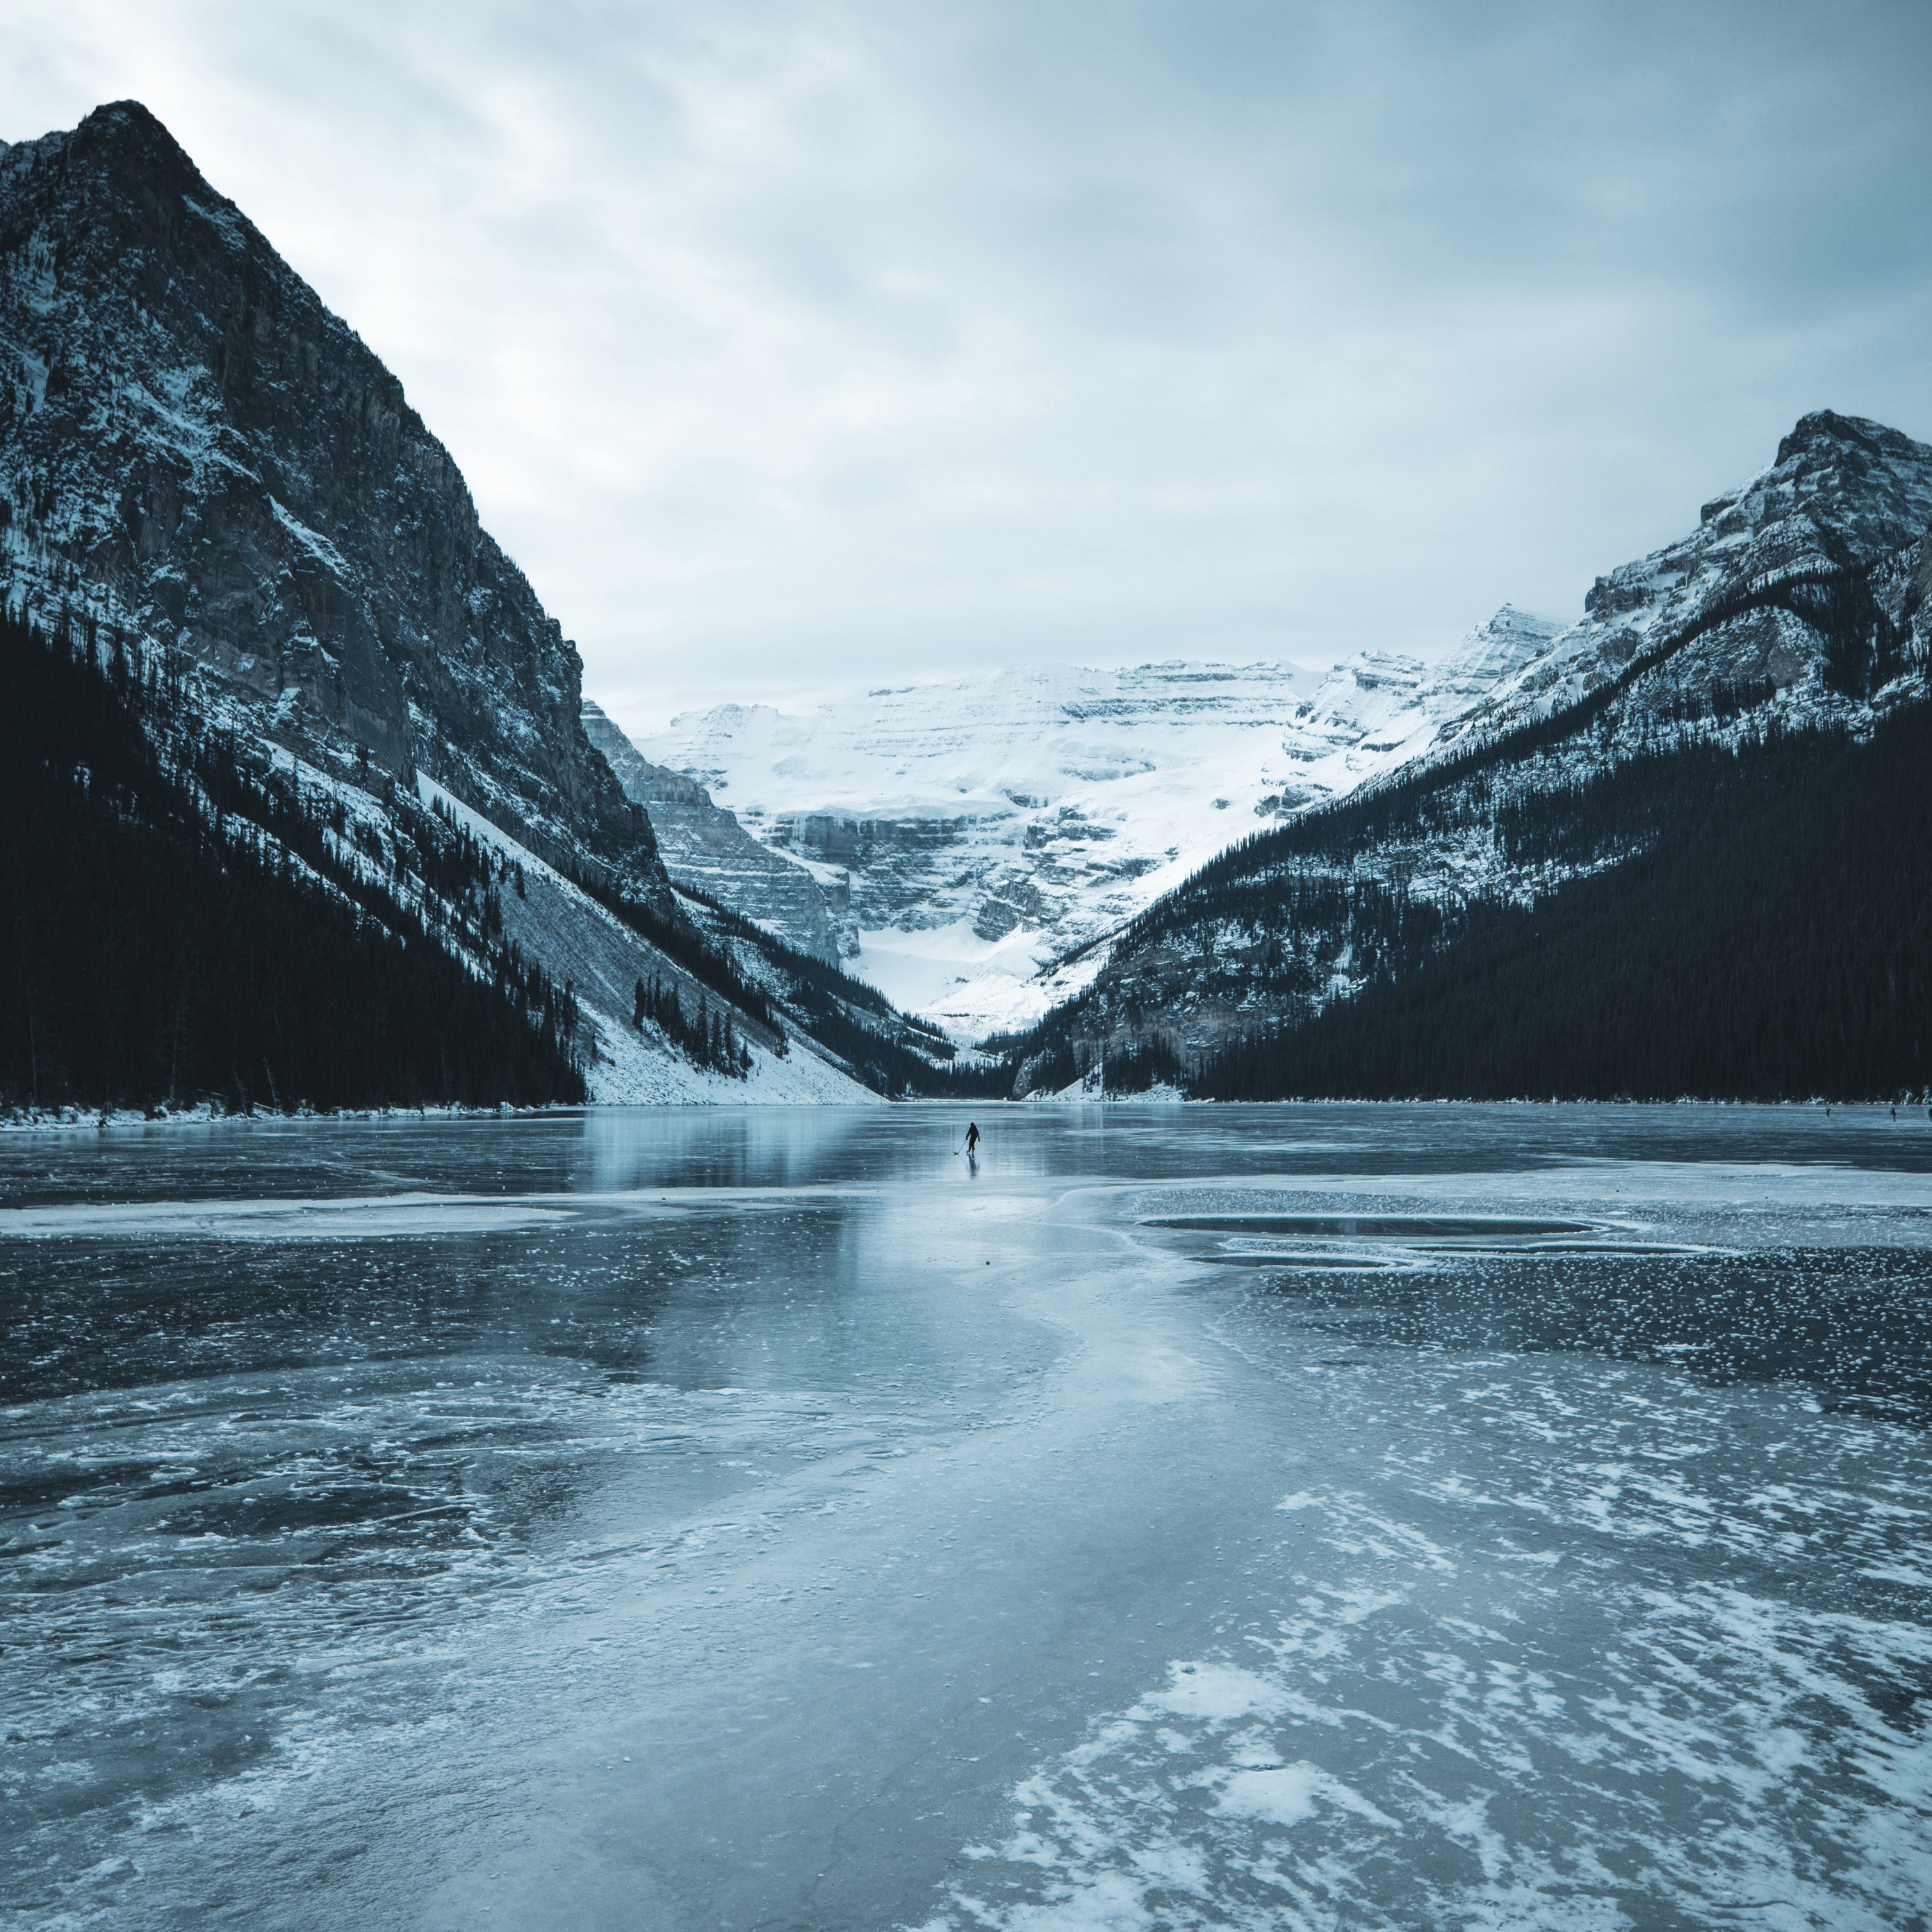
{"left": 580, "top": 701, "right": 844, "bottom": 963}
{"left": 0, "top": 101, "right": 896, "bottom": 1106}
{"left": 0, "top": 101, "right": 662, "bottom": 892}
{"left": 1436, "top": 411, "right": 1932, "bottom": 749}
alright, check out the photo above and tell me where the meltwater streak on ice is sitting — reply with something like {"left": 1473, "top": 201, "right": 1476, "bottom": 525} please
{"left": 2, "top": 1106, "right": 1931, "bottom": 1931}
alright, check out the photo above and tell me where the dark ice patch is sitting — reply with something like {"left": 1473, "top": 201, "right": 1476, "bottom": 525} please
{"left": 1147, "top": 1213, "right": 1595, "bottom": 1238}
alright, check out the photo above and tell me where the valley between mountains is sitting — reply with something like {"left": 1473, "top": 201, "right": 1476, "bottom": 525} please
{"left": 4, "top": 101, "right": 1929, "bottom": 1113}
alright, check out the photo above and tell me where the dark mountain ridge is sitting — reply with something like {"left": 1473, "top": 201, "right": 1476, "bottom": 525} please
{"left": 1, "top": 605, "right": 587, "bottom": 1114}
{"left": 984, "top": 411, "right": 1932, "bottom": 1101}
{"left": 0, "top": 101, "right": 964, "bottom": 1104}
{"left": 1193, "top": 707, "right": 1932, "bottom": 1103}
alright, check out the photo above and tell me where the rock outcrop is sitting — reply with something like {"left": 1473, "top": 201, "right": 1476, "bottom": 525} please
{"left": 1440, "top": 410, "right": 1932, "bottom": 747}
{"left": 580, "top": 701, "right": 844, "bottom": 963}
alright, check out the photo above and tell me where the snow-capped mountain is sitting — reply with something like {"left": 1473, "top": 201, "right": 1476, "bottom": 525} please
{"left": 0, "top": 102, "right": 880, "bottom": 1106}
{"left": 0, "top": 101, "right": 654, "bottom": 891}
{"left": 1018, "top": 409, "right": 1932, "bottom": 1089}
{"left": 632, "top": 621, "right": 1561, "bottom": 1039}
{"left": 1422, "top": 410, "right": 1932, "bottom": 756}
{"left": 628, "top": 409, "right": 1931, "bottom": 1067}
{"left": 15, "top": 104, "right": 1924, "bottom": 1108}
{"left": 580, "top": 701, "right": 844, "bottom": 965}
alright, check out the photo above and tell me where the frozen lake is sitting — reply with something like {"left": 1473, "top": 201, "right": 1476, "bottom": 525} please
{"left": 3, "top": 1105, "right": 1931, "bottom": 1930}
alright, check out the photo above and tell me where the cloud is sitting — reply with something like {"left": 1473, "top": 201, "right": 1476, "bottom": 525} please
{"left": 5, "top": 0, "right": 1930, "bottom": 732}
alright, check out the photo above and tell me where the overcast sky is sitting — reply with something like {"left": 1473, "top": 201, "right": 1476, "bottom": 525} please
{"left": 6, "top": 1, "right": 1931, "bottom": 735}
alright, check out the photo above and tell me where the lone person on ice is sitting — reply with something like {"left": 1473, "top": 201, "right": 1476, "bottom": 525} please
{"left": 965, "top": 1122, "right": 981, "bottom": 1156}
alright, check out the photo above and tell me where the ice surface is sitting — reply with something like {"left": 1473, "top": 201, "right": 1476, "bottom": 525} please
{"left": 3, "top": 1105, "right": 1930, "bottom": 1930}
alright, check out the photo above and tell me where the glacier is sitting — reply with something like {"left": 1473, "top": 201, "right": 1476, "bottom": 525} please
{"left": 625, "top": 609, "right": 1561, "bottom": 1040}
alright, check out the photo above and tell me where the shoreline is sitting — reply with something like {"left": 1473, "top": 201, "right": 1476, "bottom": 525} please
{"left": 3, "top": 1093, "right": 1926, "bottom": 1136}
{"left": 0, "top": 1099, "right": 585, "bottom": 1135}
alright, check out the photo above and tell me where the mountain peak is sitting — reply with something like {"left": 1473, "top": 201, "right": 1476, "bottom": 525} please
{"left": 77, "top": 97, "right": 181, "bottom": 148}
{"left": 1773, "top": 408, "right": 1932, "bottom": 473}
{"left": 14, "top": 98, "right": 213, "bottom": 215}
{"left": 0, "top": 99, "right": 662, "bottom": 892}
{"left": 1433, "top": 605, "right": 1564, "bottom": 696}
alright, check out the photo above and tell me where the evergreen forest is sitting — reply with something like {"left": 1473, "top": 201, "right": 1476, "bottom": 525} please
{"left": 1190, "top": 703, "right": 1932, "bottom": 1100}
{"left": 0, "top": 609, "right": 587, "bottom": 1114}
{"left": 673, "top": 889, "right": 992, "bottom": 1098}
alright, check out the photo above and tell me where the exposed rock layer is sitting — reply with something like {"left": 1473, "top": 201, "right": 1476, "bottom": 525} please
{"left": 580, "top": 701, "right": 843, "bottom": 964}
{"left": 1436, "top": 411, "right": 1932, "bottom": 746}
{"left": 639, "top": 626, "right": 1565, "bottom": 1038}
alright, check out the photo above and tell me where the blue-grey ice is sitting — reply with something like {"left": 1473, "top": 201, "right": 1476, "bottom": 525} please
{"left": 3, "top": 1106, "right": 1929, "bottom": 1930}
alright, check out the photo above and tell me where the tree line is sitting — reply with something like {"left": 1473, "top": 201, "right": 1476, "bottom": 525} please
{"left": 960, "top": 694, "right": 1932, "bottom": 1104}
{"left": 632, "top": 973, "right": 752, "bottom": 1079}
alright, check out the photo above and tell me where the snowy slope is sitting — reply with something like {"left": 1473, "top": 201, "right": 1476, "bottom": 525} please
{"left": 1430, "top": 412, "right": 1932, "bottom": 753}
{"left": 0, "top": 101, "right": 874, "bottom": 1107}
{"left": 582, "top": 701, "right": 844, "bottom": 965}
{"left": 417, "top": 777, "right": 876, "bottom": 1105}
{"left": 633, "top": 617, "right": 1559, "bottom": 1039}
{"left": 0, "top": 101, "right": 664, "bottom": 896}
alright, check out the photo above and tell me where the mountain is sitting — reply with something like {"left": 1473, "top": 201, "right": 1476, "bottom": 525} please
{"left": 1188, "top": 708, "right": 1932, "bottom": 1103}
{"left": 580, "top": 701, "right": 844, "bottom": 965}
{"left": 632, "top": 411, "right": 1932, "bottom": 1062}
{"left": 993, "top": 410, "right": 1932, "bottom": 1100}
{"left": 0, "top": 101, "right": 654, "bottom": 888}
{"left": 1421, "top": 409, "right": 1932, "bottom": 749}
{"left": 633, "top": 628, "right": 1562, "bottom": 1040}
{"left": 0, "top": 101, "right": 896, "bottom": 1108}
{"left": 15, "top": 104, "right": 1922, "bottom": 1108}
{"left": 1, "top": 605, "right": 588, "bottom": 1115}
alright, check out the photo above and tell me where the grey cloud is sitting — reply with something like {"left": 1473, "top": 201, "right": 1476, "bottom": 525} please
{"left": 3, "top": 0, "right": 1929, "bottom": 732}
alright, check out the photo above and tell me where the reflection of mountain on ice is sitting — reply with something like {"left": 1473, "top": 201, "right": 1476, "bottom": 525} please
{"left": 628, "top": 616, "right": 1560, "bottom": 1039}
